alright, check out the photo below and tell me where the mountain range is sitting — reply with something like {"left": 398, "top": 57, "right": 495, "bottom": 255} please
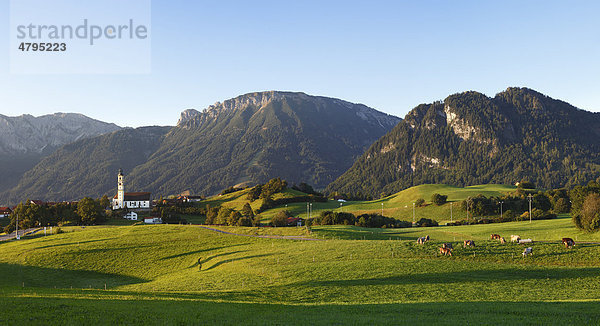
{"left": 1, "top": 88, "right": 599, "bottom": 205}
{"left": 0, "top": 92, "right": 399, "bottom": 204}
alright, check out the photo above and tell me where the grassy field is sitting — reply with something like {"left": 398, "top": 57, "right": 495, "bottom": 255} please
{"left": 198, "top": 184, "right": 518, "bottom": 223}
{"left": 0, "top": 217, "right": 599, "bottom": 325}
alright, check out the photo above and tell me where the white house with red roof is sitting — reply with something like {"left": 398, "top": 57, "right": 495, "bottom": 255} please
{"left": 0, "top": 207, "right": 11, "bottom": 218}
{"left": 112, "top": 169, "right": 151, "bottom": 210}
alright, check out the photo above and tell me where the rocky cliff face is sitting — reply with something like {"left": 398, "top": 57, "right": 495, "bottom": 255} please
{"left": 125, "top": 91, "right": 401, "bottom": 196}
{"left": 0, "top": 113, "right": 121, "bottom": 155}
{"left": 326, "top": 87, "right": 600, "bottom": 196}
{"left": 178, "top": 91, "right": 400, "bottom": 130}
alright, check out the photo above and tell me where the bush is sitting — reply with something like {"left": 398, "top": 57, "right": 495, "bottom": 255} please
{"left": 415, "top": 218, "right": 438, "bottom": 227}
{"left": 431, "top": 194, "right": 448, "bottom": 206}
{"left": 574, "top": 193, "right": 600, "bottom": 232}
{"left": 415, "top": 198, "right": 426, "bottom": 207}
{"left": 517, "top": 180, "right": 536, "bottom": 189}
{"left": 271, "top": 210, "right": 292, "bottom": 227}
{"left": 553, "top": 197, "right": 571, "bottom": 213}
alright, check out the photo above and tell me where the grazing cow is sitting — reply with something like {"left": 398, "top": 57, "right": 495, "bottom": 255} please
{"left": 490, "top": 234, "right": 501, "bottom": 240}
{"left": 562, "top": 238, "right": 575, "bottom": 249}
{"left": 463, "top": 240, "right": 475, "bottom": 247}
{"left": 416, "top": 235, "right": 431, "bottom": 244}
{"left": 511, "top": 235, "right": 521, "bottom": 242}
{"left": 500, "top": 237, "right": 506, "bottom": 244}
{"left": 522, "top": 247, "right": 533, "bottom": 257}
{"left": 442, "top": 243, "right": 453, "bottom": 251}
{"left": 440, "top": 247, "right": 452, "bottom": 256}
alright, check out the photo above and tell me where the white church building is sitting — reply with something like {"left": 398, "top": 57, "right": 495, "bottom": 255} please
{"left": 112, "top": 169, "right": 151, "bottom": 210}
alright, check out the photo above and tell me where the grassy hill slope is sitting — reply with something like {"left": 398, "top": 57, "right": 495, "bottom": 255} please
{"left": 218, "top": 184, "right": 517, "bottom": 222}
{"left": 0, "top": 221, "right": 599, "bottom": 324}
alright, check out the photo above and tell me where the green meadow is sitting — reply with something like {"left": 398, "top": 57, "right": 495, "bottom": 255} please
{"left": 0, "top": 217, "right": 599, "bottom": 325}
{"left": 200, "top": 184, "right": 517, "bottom": 223}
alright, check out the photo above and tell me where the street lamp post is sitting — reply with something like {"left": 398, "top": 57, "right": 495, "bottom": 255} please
{"left": 499, "top": 201, "right": 504, "bottom": 219}
{"left": 15, "top": 213, "right": 19, "bottom": 240}
{"left": 381, "top": 203, "right": 384, "bottom": 216}
{"left": 340, "top": 202, "right": 343, "bottom": 212}
{"left": 450, "top": 202, "right": 453, "bottom": 223}
{"left": 412, "top": 202, "right": 415, "bottom": 224}
{"left": 310, "top": 203, "right": 313, "bottom": 218}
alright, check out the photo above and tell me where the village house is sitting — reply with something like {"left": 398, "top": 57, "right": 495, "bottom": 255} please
{"left": 124, "top": 212, "right": 138, "bottom": 220}
{"left": 0, "top": 207, "right": 11, "bottom": 218}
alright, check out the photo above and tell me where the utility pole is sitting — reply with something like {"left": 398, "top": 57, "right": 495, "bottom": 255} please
{"left": 450, "top": 202, "right": 453, "bottom": 223}
{"left": 381, "top": 202, "right": 384, "bottom": 216}
{"left": 528, "top": 194, "right": 533, "bottom": 223}
{"left": 15, "top": 213, "right": 19, "bottom": 240}
{"left": 412, "top": 202, "right": 415, "bottom": 224}
{"left": 306, "top": 202, "right": 309, "bottom": 219}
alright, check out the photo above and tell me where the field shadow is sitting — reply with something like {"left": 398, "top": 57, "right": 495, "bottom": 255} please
{"left": 0, "top": 262, "right": 146, "bottom": 289}
{"left": 32, "top": 238, "right": 118, "bottom": 250}
{"left": 0, "top": 297, "right": 598, "bottom": 325}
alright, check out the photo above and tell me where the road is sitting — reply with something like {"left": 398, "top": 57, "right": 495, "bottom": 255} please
{"left": 0, "top": 228, "right": 43, "bottom": 241}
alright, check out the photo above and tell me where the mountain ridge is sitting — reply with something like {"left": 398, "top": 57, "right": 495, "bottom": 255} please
{"left": 326, "top": 87, "right": 600, "bottom": 197}
{"left": 0, "top": 91, "right": 400, "bottom": 204}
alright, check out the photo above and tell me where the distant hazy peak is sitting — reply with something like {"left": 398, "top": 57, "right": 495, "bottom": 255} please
{"left": 0, "top": 112, "right": 121, "bottom": 155}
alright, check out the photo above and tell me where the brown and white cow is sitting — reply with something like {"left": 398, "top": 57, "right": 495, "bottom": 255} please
{"left": 417, "top": 236, "right": 430, "bottom": 244}
{"left": 562, "top": 238, "right": 575, "bottom": 249}
{"left": 490, "top": 234, "right": 501, "bottom": 240}
{"left": 440, "top": 247, "right": 452, "bottom": 256}
{"left": 463, "top": 240, "right": 475, "bottom": 247}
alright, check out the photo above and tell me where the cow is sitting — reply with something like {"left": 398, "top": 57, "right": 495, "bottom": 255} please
{"left": 490, "top": 234, "right": 501, "bottom": 240}
{"left": 562, "top": 238, "right": 575, "bottom": 249}
{"left": 522, "top": 247, "right": 533, "bottom": 257}
{"left": 442, "top": 243, "right": 453, "bottom": 250}
{"left": 511, "top": 235, "right": 521, "bottom": 242}
{"left": 500, "top": 237, "right": 506, "bottom": 244}
{"left": 440, "top": 247, "right": 452, "bottom": 256}
{"left": 463, "top": 240, "right": 475, "bottom": 247}
{"left": 416, "top": 235, "right": 430, "bottom": 244}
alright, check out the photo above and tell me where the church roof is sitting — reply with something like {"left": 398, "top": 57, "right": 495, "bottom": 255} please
{"left": 114, "top": 192, "right": 151, "bottom": 201}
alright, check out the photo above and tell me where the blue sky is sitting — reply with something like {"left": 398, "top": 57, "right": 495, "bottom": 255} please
{"left": 1, "top": 0, "right": 599, "bottom": 127}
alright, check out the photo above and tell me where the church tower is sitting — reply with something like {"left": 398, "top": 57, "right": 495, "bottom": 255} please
{"left": 117, "top": 169, "right": 125, "bottom": 209}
